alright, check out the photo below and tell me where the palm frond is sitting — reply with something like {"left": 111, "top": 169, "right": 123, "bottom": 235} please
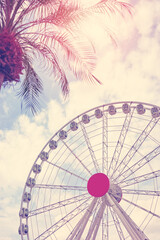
{"left": 20, "top": 27, "right": 98, "bottom": 71}
{"left": 0, "top": 2, "right": 5, "bottom": 29}
{"left": 20, "top": 30, "right": 99, "bottom": 96}
{"left": 44, "top": 0, "right": 132, "bottom": 29}
{"left": 45, "top": 2, "right": 80, "bottom": 26}
{"left": 88, "top": 0, "right": 133, "bottom": 16}
{"left": 17, "top": 56, "right": 43, "bottom": 115}
{"left": 21, "top": 37, "right": 70, "bottom": 96}
{"left": 9, "top": 2, "right": 37, "bottom": 31}
{"left": 9, "top": 0, "right": 25, "bottom": 25}
{"left": 22, "top": 0, "right": 60, "bottom": 21}
{"left": 0, "top": 0, "right": 5, "bottom": 9}
{"left": 39, "top": 31, "right": 101, "bottom": 83}
{"left": 41, "top": 31, "right": 96, "bottom": 69}
{"left": 117, "top": 2, "right": 133, "bottom": 15}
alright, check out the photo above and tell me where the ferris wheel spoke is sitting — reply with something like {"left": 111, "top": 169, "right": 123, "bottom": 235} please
{"left": 104, "top": 194, "right": 149, "bottom": 240}
{"left": 61, "top": 140, "right": 92, "bottom": 176}
{"left": 117, "top": 145, "right": 160, "bottom": 184}
{"left": 102, "top": 111, "right": 109, "bottom": 174}
{"left": 34, "top": 184, "right": 87, "bottom": 192}
{"left": 119, "top": 170, "right": 160, "bottom": 188}
{"left": 80, "top": 122, "right": 100, "bottom": 173}
{"left": 28, "top": 193, "right": 90, "bottom": 218}
{"left": 113, "top": 117, "right": 160, "bottom": 180}
{"left": 109, "top": 206, "right": 126, "bottom": 240}
{"left": 123, "top": 197, "right": 160, "bottom": 219}
{"left": 66, "top": 197, "right": 98, "bottom": 240}
{"left": 148, "top": 134, "right": 160, "bottom": 145}
{"left": 46, "top": 160, "right": 88, "bottom": 182}
{"left": 35, "top": 197, "right": 92, "bottom": 240}
{"left": 102, "top": 205, "right": 109, "bottom": 240}
{"left": 85, "top": 199, "right": 106, "bottom": 240}
{"left": 109, "top": 108, "right": 134, "bottom": 178}
{"left": 122, "top": 189, "right": 160, "bottom": 196}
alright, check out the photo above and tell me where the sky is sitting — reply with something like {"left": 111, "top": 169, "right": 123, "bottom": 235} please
{"left": 0, "top": 0, "right": 160, "bottom": 239}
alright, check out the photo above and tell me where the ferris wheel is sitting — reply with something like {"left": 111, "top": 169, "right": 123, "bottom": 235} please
{"left": 19, "top": 101, "right": 160, "bottom": 240}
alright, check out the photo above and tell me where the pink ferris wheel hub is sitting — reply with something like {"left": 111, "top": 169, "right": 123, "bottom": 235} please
{"left": 87, "top": 173, "right": 110, "bottom": 197}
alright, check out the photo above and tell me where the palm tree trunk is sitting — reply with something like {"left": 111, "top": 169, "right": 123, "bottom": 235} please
{"left": 0, "top": 72, "right": 4, "bottom": 89}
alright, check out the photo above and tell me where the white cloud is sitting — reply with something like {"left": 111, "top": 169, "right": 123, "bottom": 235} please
{"left": 47, "top": 100, "right": 67, "bottom": 134}
{"left": 0, "top": 115, "right": 50, "bottom": 239}
{"left": 134, "top": 0, "right": 160, "bottom": 36}
{"left": 0, "top": 238, "right": 13, "bottom": 240}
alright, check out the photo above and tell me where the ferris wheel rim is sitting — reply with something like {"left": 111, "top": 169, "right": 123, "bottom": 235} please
{"left": 19, "top": 101, "right": 160, "bottom": 240}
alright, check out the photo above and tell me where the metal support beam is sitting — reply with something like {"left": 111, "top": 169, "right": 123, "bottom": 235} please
{"left": 46, "top": 160, "right": 87, "bottom": 182}
{"left": 80, "top": 122, "right": 100, "bottom": 173}
{"left": 104, "top": 194, "right": 149, "bottom": 240}
{"left": 35, "top": 198, "right": 90, "bottom": 240}
{"left": 86, "top": 199, "right": 106, "bottom": 240}
{"left": 109, "top": 207, "right": 125, "bottom": 240}
{"left": 34, "top": 184, "right": 86, "bottom": 191}
{"left": 118, "top": 145, "right": 160, "bottom": 183}
{"left": 29, "top": 193, "right": 89, "bottom": 217}
{"left": 114, "top": 117, "right": 159, "bottom": 180}
{"left": 102, "top": 111, "right": 109, "bottom": 174}
{"left": 123, "top": 197, "right": 160, "bottom": 219}
{"left": 119, "top": 170, "right": 160, "bottom": 188}
{"left": 102, "top": 207, "right": 109, "bottom": 240}
{"left": 109, "top": 108, "right": 134, "bottom": 177}
{"left": 62, "top": 140, "right": 92, "bottom": 175}
{"left": 122, "top": 189, "right": 160, "bottom": 196}
{"left": 67, "top": 198, "right": 98, "bottom": 240}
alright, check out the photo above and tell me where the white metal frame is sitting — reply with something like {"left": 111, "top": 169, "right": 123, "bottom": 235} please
{"left": 19, "top": 101, "right": 160, "bottom": 240}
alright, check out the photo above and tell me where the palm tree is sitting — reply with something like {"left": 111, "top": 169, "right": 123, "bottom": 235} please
{"left": 0, "top": 0, "right": 132, "bottom": 114}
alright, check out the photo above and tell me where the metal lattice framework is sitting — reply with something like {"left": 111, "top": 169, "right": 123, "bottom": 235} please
{"left": 19, "top": 101, "right": 160, "bottom": 240}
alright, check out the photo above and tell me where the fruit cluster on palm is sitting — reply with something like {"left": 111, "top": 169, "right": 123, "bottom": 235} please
{"left": 0, "top": 0, "right": 132, "bottom": 114}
